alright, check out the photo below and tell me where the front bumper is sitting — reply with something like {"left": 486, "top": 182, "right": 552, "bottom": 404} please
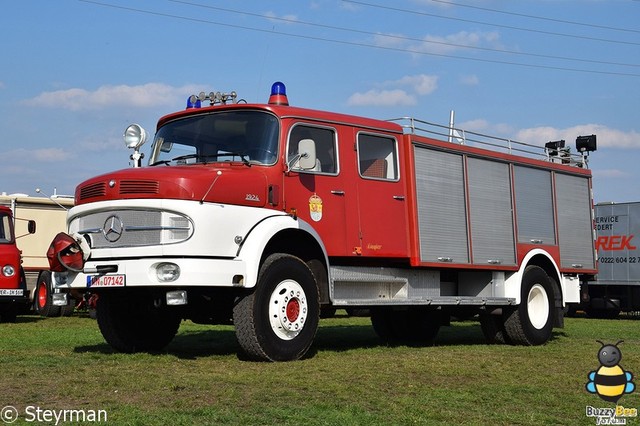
{"left": 52, "top": 257, "right": 248, "bottom": 290}
{"left": 0, "top": 289, "right": 30, "bottom": 305}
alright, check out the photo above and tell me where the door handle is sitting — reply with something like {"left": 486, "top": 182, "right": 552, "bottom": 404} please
{"left": 393, "top": 195, "right": 405, "bottom": 200}
{"left": 331, "top": 190, "right": 345, "bottom": 195}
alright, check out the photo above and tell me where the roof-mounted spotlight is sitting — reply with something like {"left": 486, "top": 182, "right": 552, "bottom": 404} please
{"left": 545, "top": 140, "right": 565, "bottom": 156}
{"left": 576, "top": 134, "right": 597, "bottom": 153}
{"left": 124, "top": 124, "right": 147, "bottom": 168}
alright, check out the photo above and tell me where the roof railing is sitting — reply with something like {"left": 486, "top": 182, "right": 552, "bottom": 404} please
{"left": 388, "top": 116, "right": 588, "bottom": 168}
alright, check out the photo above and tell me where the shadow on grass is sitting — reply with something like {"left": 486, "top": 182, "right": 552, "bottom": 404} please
{"left": 73, "top": 328, "right": 240, "bottom": 359}
{"left": 72, "top": 318, "right": 568, "bottom": 360}
{"left": 14, "top": 314, "right": 48, "bottom": 324}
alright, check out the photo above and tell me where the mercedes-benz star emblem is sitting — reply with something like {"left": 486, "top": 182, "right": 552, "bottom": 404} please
{"left": 102, "top": 215, "right": 124, "bottom": 242}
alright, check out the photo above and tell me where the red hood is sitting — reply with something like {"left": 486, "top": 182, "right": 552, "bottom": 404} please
{"left": 75, "top": 164, "right": 269, "bottom": 207}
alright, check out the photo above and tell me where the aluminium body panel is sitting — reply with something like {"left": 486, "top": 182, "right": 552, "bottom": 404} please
{"left": 555, "top": 173, "right": 596, "bottom": 270}
{"left": 414, "top": 146, "right": 469, "bottom": 264}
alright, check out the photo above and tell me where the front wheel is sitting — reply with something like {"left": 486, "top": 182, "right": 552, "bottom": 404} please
{"left": 96, "top": 291, "right": 181, "bottom": 353}
{"left": 504, "top": 266, "right": 555, "bottom": 345}
{"left": 233, "top": 254, "right": 320, "bottom": 361}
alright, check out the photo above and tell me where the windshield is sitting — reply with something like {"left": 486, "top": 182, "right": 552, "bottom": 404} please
{"left": 149, "top": 110, "right": 280, "bottom": 166}
{"left": 0, "top": 213, "right": 13, "bottom": 243}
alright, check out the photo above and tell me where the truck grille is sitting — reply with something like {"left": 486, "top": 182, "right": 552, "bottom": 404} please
{"left": 71, "top": 209, "right": 193, "bottom": 249}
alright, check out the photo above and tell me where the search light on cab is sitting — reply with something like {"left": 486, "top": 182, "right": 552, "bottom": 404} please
{"left": 124, "top": 124, "right": 148, "bottom": 149}
{"left": 124, "top": 124, "right": 147, "bottom": 168}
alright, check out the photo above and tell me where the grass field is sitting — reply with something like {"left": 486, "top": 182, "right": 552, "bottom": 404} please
{"left": 1, "top": 312, "right": 640, "bottom": 425}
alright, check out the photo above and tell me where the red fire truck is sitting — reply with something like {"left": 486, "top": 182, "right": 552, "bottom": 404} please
{"left": 0, "top": 205, "right": 35, "bottom": 322}
{"left": 49, "top": 82, "right": 597, "bottom": 361}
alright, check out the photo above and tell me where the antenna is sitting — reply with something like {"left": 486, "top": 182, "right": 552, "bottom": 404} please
{"left": 35, "top": 188, "right": 69, "bottom": 211}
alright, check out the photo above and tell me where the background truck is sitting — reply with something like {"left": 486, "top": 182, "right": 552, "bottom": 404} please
{"left": 0, "top": 193, "right": 75, "bottom": 316}
{"left": 49, "top": 82, "right": 597, "bottom": 361}
{"left": 581, "top": 201, "right": 640, "bottom": 318}
{"left": 0, "top": 205, "right": 34, "bottom": 322}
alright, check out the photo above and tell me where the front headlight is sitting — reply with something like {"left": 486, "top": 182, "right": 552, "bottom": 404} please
{"left": 2, "top": 265, "right": 16, "bottom": 277}
{"left": 155, "top": 263, "right": 180, "bottom": 282}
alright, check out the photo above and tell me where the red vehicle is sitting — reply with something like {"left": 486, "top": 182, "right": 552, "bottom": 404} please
{"left": 0, "top": 206, "right": 35, "bottom": 322}
{"left": 49, "top": 82, "right": 597, "bottom": 360}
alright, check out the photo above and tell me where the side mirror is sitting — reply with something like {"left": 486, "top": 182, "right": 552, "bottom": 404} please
{"left": 27, "top": 220, "right": 36, "bottom": 234}
{"left": 297, "top": 139, "right": 317, "bottom": 170}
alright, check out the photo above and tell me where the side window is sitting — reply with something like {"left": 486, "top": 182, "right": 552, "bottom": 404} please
{"left": 357, "top": 133, "right": 399, "bottom": 180}
{"left": 0, "top": 214, "right": 12, "bottom": 242}
{"left": 287, "top": 125, "right": 338, "bottom": 174}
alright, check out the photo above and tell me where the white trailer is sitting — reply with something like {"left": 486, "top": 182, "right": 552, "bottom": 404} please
{"left": 0, "top": 194, "right": 75, "bottom": 316}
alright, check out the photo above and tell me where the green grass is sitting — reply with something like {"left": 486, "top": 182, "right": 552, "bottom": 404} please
{"left": 1, "top": 312, "right": 640, "bottom": 425}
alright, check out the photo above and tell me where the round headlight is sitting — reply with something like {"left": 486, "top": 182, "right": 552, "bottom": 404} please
{"left": 2, "top": 265, "right": 16, "bottom": 277}
{"left": 156, "top": 263, "right": 180, "bottom": 283}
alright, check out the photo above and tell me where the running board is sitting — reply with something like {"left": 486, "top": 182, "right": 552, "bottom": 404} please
{"left": 330, "top": 265, "right": 514, "bottom": 307}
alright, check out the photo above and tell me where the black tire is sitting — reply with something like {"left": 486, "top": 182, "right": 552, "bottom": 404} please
{"left": 371, "top": 307, "right": 440, "bottom": 345}
{"left": 371, "top": 308, "right": 395, "bottom": 342}
{"left": 34, "top": 271, "right": 61, "bottom": 317}
{"left": 96, "top": 291, "right": 181, "bottom": 353}
{"left": 479, "top": 312, "right": 510, "bottom": 344}
{"left": 233, "top": 253, "right": 320, "bottom": 361}
{"left": 59, "top": 301, "right": 75, "bottom": 317}
{"left": 504, "top": 266, "right": 555, "bottom": 345}
{"left": 0, "top": 306, "right": 18, "bottom": 323}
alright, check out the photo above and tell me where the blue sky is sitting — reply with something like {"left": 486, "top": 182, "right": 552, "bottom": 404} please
{"left": 1, "top": 0, "right": 638, "bottom": 202}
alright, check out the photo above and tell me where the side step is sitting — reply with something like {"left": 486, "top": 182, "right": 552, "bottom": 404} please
{"left": 329, "top": 266, "right": 515, "bottom": 307}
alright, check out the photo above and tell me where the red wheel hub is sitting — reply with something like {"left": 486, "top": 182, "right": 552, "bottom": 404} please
{"left": 286, "top": 298, "right": 300, "bottom": 322}
{"left": 38, "top": 283, "right": 47, "bottom": 309}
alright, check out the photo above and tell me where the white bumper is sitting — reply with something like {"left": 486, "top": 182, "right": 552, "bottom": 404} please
{"left": 53, "top": 256, "right": 247, "bottom": 289}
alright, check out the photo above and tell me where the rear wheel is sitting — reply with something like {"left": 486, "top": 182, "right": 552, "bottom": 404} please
{"left": 479, "top": 312, "right": 510, "bottom": 344}
{"left": 96, "top": 291, "right": 181, "bottom": 353}
{"left": 504, "top": 266, "right": 554, "bottom": 345}
{"left": 371, "top": 307, "right": 440, "bottom": 345}
{"left": 34, "top": 271, "right": 61, "bottom": 317}
{"left": 233, "top": 254, "right": 320, "bottom": 361}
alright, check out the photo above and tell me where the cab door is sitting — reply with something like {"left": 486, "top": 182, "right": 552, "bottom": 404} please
{"left": 282, "top": 123, "right": 355, "bottom": 257}
{"left": 353, "top": 131, "right": 409, "bottom": 258}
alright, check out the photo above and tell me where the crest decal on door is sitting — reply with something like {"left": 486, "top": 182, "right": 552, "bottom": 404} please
{"left": 309, "top": 194, "right": 323, "bottom": 222}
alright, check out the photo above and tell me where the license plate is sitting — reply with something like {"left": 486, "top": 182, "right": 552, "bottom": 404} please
{"left": 0, "top": 289, "right": 23, "bottom": 296}
{"left": 87, "top": 275, "right": 126, "bottom": 287}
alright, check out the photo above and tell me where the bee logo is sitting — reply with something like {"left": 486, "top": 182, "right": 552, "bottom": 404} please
{"left": 586, "top": 340, "right": 635, "bottom": 403}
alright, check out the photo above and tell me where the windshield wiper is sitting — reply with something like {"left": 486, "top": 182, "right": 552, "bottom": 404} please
{"left": 150, "top": 160, "right": 171, "bottom": 166}
{"left": 163, "top": 153, "right": 252, "bottom": 166}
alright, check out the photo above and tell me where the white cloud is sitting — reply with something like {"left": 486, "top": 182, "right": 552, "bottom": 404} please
{"left": 392, "top": 74, "right": 438, "bottom": 95}
{"left": 460, "top": 74, "right": 479, "bottom": 86}
{"left": 372, "top": 29, "right": 502, "bottom": 58}
{"left": 347, "top": 89, "right": 417, "bottom": 107}
{"left": 593, "top": 169, "right": 630, "bottom": 178}
{"left": 33, "top": 148, "right": 74, "bottom": 162}
{"left": 411, "top": 31, "right": 502, "bottom": 55}
{"left": 348, "top": 74, "right": 438, "bottom": 107}
{"left": 23, "top": 83, "right": 202, "bottom": 111}
{"left": 264, "top": 11, "right": 298, "bottom": 23}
